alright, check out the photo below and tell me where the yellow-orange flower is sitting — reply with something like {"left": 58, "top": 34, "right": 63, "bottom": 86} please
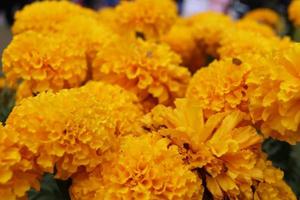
{"left": 218, "top": 29, "right": 280, "bottom": 58}
{"left": 243, "top": 8, "right": 280, "bottom": 29}
{"left": 70, "top": 134, "right": 203, "bottom": 200}
{"left": 6, "top": 82, "right": 143, "bottom": 179}
{"left": 12, "top": 1, "right": 97, "bottom": 35}
{"left": 246, "top": 44, "right": 300, "bottom": 143}
{"left": 115, "top": 0, "right": 178, "bottom": 39}
{"left": 289, "top": 0, "right": 300, "bottom": 27}
{"left": 0, "top": 125, "right": 41, "bottom": 200}
{"left": 186, "top": 57, "right": 251, "bottom": 117}
{"left": 235, "top": 19, "right": 276, "bottom": 37}
{"left": 92, "top": 38, "right": 190, "bottom": 109}
{"left": 140, "top": 98, "right": 295, "bottom": 199}
{"left": 2, "top": 31, "right": 87, "bottom": 100}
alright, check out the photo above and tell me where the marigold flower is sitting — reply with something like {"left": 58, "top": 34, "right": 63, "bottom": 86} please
{"left": 246, "top": 44, "right": 300, "bottom": 143}
{"left": 235, "top": 19, "right": 276, "bottom": 37}
{"left": 12, "top": 1, "right": 97, "bottom": 35}
{"left": 243, "top": 8, "right": 280, "bottom": 30}
{"left": 289, "top": 0, "right": 300, "bottom": 27}
{"left": 115, "top": 0, "right": 178, "bottom": 39}
{"left": 140, "top": 98, "right": 295, "bottom": 199}
{"left": 218, "top": 29, "right": 280, "bottom": 58}
{"left": 0, "top": 125, "right": 41, "bottom": 200}
{"left": 186, "top": 57, "right": 251, "bottom": 117}
{"left": 70, "top": 134, "right": 203, "bottom": 200}
{"left": 6, "top": 82, "right": 143, "bottom": 179}
{"left": 2, "top": 31, "right": 87, "bottom": 100}
{"left": 92, "top": 38, "right": 190, "bottom": 109}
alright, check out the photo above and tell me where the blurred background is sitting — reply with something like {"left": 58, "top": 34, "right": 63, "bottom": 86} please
{"left": 0, "top": 0, "right": 299, "bottom": 199}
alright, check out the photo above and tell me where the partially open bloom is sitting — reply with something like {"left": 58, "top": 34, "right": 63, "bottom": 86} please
{"left": 0, "top": 125, "right": 40, "bottom": 200}
{"left": 92, "top": 38, "right": 190, "bottom": 109}
{"left": 12, "top": 1, "right": 97, "bottom": 35}
{"left": 289, "top": 0, "right": 300, "bottom": 27}
{"left": 140, "top": 98, "right": 295, "bottom": 199}
{"left": 243, "top": 8, "right": 280, "bottom": 30}
{"left": 6, "top": 82, "right": 143, "bottom": 179}
{"left": 2, "top": 31, "right": 87, "bottom": 100}
{"left": 115, "top": 0, "right": 177, "bottom": 39}
{"left": 70, "top": 134, "right": 203, "bottom": 200}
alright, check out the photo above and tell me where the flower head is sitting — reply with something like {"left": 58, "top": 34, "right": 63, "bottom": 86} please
{"left": 6, "top": 82, "right": 143, "bottom": 179}
{"left": 70, "top": 134, "right": 203, "bottom": 200}
{"left": 235, "top": 19, "right": 276, "bottom": 37}
{"left": 2, "top": 31, "right": 87, "bottom": 99}
{"left": 115, "top": 0, "right": 177, "bottom": 39}
{"left": 140, "top": 98, "right": 295, "bottom": 199}
{"left": 92, "top": 38, "right": 190, "bottom": 109}
{"left": 12, "top": 1, "right": 96, "bottom": 34}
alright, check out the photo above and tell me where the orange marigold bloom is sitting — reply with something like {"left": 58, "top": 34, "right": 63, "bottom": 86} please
{"left": 140, "top": 98, "right": 295, "bottom": 199}
{"left": 186, "top": 57, "right": 251, "bottom": 117}
{"left": 115, "top": 0, "right": 178, "bottom": 39}
{"left": 218, "top": 29, "right": 280, "bottom": 58}
{"left": 235, "top": 19, "right": 276, "bottom": 37}
{"left": 70, "top": 134, "right": 203, "bottom": 200}
{"left": 92, "top": 38, "right": 190, "bottom": 109}
{"left": 12, "top": 1, "right": 97, "bottom": 35}
{"left": 246, "top": 44, "right": 300, "bottom": 143}
{"left": 289, "top": 0, "right": 300, "bottom": 27}
{"left": 0, "top": 126, "right": 41, "bottom": 200}
{"left": 2, "top": 31, "right": 87, "bottom": 100}
{"left": 6, "top": 82, "right": 143, "bottom": 179}
{"left": 243, "top": 8, "right": 280, "bottom": 29}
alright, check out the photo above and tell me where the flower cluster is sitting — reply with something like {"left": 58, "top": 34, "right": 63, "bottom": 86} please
{"left": 289, "top": 0, "right": 300, "bottom": 27}
{"left": 0, "top": 0, "right": 299, "bottom": 199}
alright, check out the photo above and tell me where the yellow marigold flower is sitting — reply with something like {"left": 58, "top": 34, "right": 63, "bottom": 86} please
{"left": 246, "top": 44, "right": 300, "bottom": 143}
{"left": 188, "top": 12, "right": 234, "bottom": 57}
{"left": 162, "top": 22, "right": 207, "bottom": 73}
{"left": 235, "top": 19, "right": 276, "bottom": 37}
{"left": 6, "top": 82, "right": 143, "bottom": 179}
{"left": 186, "top": 57, "right": 251, "bottom": 117}
{"left": 2, "top": 31, "right": 87, "bottom": 99}
{"left": 92, "top": 38, "right": 190, "bottom": 109}
{"left": 140, "top": 99, "right": 261, "bottom": 198}
{"left": 289, "top": 0, "right": 300, "bottom": 27}
{"left": 243, "top": 8, "right": 280, "bottom": 29}
{"left": 140, "top": 98, "right": 295, "bottom": 199}
{"left": 115, "top": 0, "right": 178, "bottom": 39}
{"left": 12, "top": 1, "right": 97, "bottom": 35}
{"left": 0, "top": 125, "right": 41, "bottom": 200}
{"left": 218, "top": 29, "right": 280, "bottom": 58}
{"left": 70, "top": 134, "right": 203, "bottom": 200}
